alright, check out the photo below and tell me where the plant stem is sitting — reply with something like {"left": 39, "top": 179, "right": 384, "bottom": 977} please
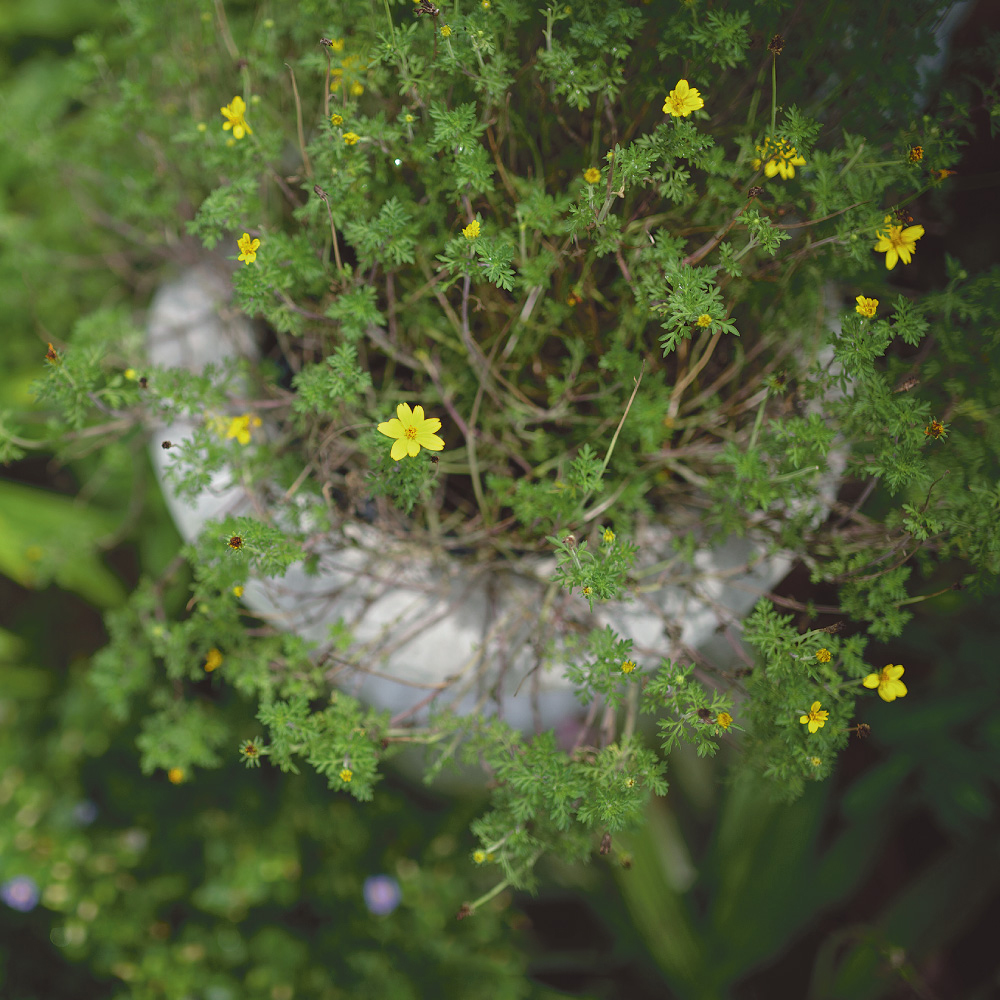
{"left": 770, "top": 56, "right": 777, "bottom": 135}
{"left": 748, "top": 394, "right": 768, "bottom": 451}
{"left": 381, "top": 0, "right": 396, "bottom": 49}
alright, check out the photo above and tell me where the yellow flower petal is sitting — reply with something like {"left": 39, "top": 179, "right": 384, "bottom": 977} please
{"left": 377, "top": 418, "right": 405, "bottom": 439}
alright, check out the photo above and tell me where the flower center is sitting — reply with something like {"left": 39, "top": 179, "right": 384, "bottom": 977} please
{"left": 404, "top": 426, "right": 418, "bottom": 440}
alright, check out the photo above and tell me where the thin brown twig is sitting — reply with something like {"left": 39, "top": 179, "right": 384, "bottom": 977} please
{"left": 286, "top": 64, "right": 313, "bottom": 179}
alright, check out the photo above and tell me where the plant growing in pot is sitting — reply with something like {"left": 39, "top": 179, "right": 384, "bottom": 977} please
{"left": 19, "top": 0, "right": 1000, "bottom": 913}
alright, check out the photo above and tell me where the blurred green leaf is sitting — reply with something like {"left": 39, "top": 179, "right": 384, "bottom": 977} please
{"left": 0, "top": 476, "right": 125, "bottom": 606}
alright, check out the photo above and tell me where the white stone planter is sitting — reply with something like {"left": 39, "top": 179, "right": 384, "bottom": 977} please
{"left": 148, "top": 266, "right": 837, "bottom": 732}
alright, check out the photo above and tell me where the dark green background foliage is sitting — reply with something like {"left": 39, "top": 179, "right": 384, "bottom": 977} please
{"left": 3, "top": 0, "right": 1000, "bottom": 997}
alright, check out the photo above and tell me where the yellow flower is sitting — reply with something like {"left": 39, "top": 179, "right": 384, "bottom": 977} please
{"left": 404, "top": 113, "right": 415, "bottom": 123}
{"left": 799, "top": 701, "right": 829, "bottom": 734}
{"left": 810, "top": 756, "right": 821, "bottom": 766}
{"left": 752, "top": 136, "right": 806, "bottom": 179}
{"left": 620, "top": 660, "right": 636, "bottom": 674}
{"left": 167, "top": 768, "right": 185, "bottom": 784}
{"left": 473, "top": 850, "right": 486, "bottom": 864}
{"left": 582, "top": 586, "right": 593, "bottom": 597}
{"left": 204, "top": 648, "right": 223, "bottom": 672}
{"left": 236, "top": 233, "right": 260, "bottom": 265}
{"left": 343, "top": 131, "right": 360, "bottom": 145}
{"left": 908, "top": 145, "right": 923, "bottom": 163}
{"left": 924, "top": 419, "right": 946, "bottom": 440}
{"left": 931, "top": 168, "right": 957, "bottom": 182}
{"left": 462, "top": 219, "right": 480, "bottom": 240}
{"left": 863, "top": 664, "right": 907, "bottom": 702}
{"left": 874, "top": 215, "right": 924, "bottom": 270}
{"left": 328, "top": 37, "right": 345, "bottom": 52}
{"left": 225, "top": 413, "right": 262, "bottom": 445}
{"left": 45, "top": 342, "right": 59, "bottom": 364}
{"left": 855, "top": 296, "right": 878, "bottom": 318}
{"left": 339, "top": 768, "right": 353, "bottom": 783}
{"left": 124, "top": 368, "right": 137, "bottom": 380}
{"left": 377, "top": 402, "right": 445, "bottom": 461}
{"left": 696, "top": 313, "right": 712, "bottom": 327}
{"left": 662, "top": 79, "right": 704, "bottom": 118}
{"left": 482, "top": 0, "right": 490, "bottom": 7}
{"left": 220, "top": 95, "right": 252, "bottom": 139}
{"left": 350, "top": 82, "right": 364, "bottom": 97}
{"left": 330, "top": 113, "right": 344, "bottom": 126}
{"left": 440, "top": 24, "right": 452, "bottom": 38}
{"left": 603, "top": 527, "right": 615, "bottom": 544}
{"left": 197, "top": 122, "right": 207, "bottom": 133}
{"left": 233, "top": 585, "right": 244, "bottom": 597}
{"left": 815, "top": 648, "right": 832, "bottom": 663}
{"left": 583, "top": 167, "right": 601, "bottom": 184}
{"left": 716, "top": 712, "right": 733, "bottom": 730}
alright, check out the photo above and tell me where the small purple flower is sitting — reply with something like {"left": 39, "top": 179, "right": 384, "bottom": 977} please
{"left": 1, "top": 876, "right": 40, "bottom": 912}
{"left": 363, "top": 874, "right": 401, "bottom": 916}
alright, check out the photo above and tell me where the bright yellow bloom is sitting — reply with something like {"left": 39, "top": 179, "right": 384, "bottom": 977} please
{"left": 167, "top": 768, "right": 185, "bottom": 784}
{"left": 810, "top": 756, "right": 821, "bottom": 766}
{"left": 330, "top": 113, "right": 344, "bottom": 126}
{"left": 752, "top": 137, "right": 806, "bottom": 179}
{"left": 404, "top": 113, "right": 415, "bottom": 123}
{"left": 800, "top": 701, "right": 829, "bottom": 734}
{"left": 663, "top": 79, "right": 704, "bottom": 117}
{"left": 237, "top": 233, "right": 260, "bottom": 265}
{"left": 925, "top": 419, "right": 946, "bottom": 440}
{"left": 716, "top": 712, "right": 733, "bottom": 730}
{"left": 462, "top": 219, "right": 480, "bottom": 240}
{"left": 583, "top": 167, "right": 601, "bottom": 184}
{"left": 350, "top": 82, "right": 364, "bottom": 97}
{"left": 855, "top": 296, "right": 878, "bottom": 318}
{"left": 204, "top": 648, "right": 223, "bottom": 672}
{"left": 582, "top": 586, "right": 593, "bottom": 597}
{"left": 377, "top": 402, "right": 445, "bottom": 461}
{"left": 621, "top": 660, "right": 636, "bottom": 674}
{"left": 863, "top": 664, "right": 907, "bottom": 702}
{"left": 343, "top": 131, "right": 360, "bottom": 145}
{"left": 339, "top": 768, "right": 353, "bottom": 783}
{"left": 328, "top": 37, "right": 345, "bottom": 52}
{"left": 815, "top": 648, "right": 832, "bottom": 663}
{"left": 225, "top": 413, "right": 262, "bottom": 445}
{"left": 874, "top": 215, "right": 924, "bottom": 270}
{"left": 908, "top": 145, "right": 923, "bottom": 163}
{"left": 696, "top": 313, "right": 712, "bottom": 327}
{"left": 124, "top": 368, "right": 137, "bottom": 380}
{"left": 233, "top": 585, "right": 244, "bottom": 597}
{"left": 220, "top": 96, "right": 252, "bottom": 139}
{"left": 473, "top": 850, "right": 486, "bottom": 863}
{"left": 440, "top": 24, "right": 452, "bottom": 37}
{"left": 603, "top": 527, "right": 615, "bottom": 544}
